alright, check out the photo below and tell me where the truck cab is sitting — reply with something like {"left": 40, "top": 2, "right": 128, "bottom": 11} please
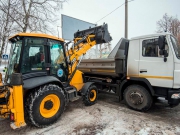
{"left": 127, "top": 33, "right": 180, "bottom": 106}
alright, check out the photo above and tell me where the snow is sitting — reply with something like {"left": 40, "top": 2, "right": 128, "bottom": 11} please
{"left": 0, "top": 93, "right": 180, "bottom": 135}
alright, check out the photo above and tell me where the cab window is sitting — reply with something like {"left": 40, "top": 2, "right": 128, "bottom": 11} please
{"left": 49, "top": 39, "right": 67, "bottom": 82}
{"left": 21, "top": 38, "right": 45, "bottom": 73}
{"left": 142, "top": 38, "right": 169, "bottom": 57}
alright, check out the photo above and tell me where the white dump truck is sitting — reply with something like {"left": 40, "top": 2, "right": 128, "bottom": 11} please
{"left": 78, "top": 33, "right": 180, "bottom": 111}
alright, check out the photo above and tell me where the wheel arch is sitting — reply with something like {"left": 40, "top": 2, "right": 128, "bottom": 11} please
{"left": 80, "top": 82, "right": 95, "bottom": 95}
{"left": 23, "top": 76, "right": 64, "bottom": 91}
{"left": 120, "top": 77, "right": 154, "bottom": 100}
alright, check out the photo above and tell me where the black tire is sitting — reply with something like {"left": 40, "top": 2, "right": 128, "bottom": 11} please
{"left": 82, "top": 85, "right": 98, "bottom": 106}
{"left": 24, "top": 84, "right": 65, "bottom": 128}
{"left": 124, "top": 85, "right": 152, "bottom": 111}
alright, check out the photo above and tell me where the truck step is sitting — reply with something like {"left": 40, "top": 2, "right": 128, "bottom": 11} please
{"left": 69, "top": 96, "right": 81, "bottom": 102}
{"left": 65, "top": 86, "right": 79, "bottom": 102}
{"left": 67, "top": 89, "right": 76, "bottom": 93}
{"left": 64, "top": 86, "right": 74, "bottom": 91}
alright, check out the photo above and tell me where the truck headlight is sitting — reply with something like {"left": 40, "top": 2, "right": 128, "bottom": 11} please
{"left": 171, "top": 94, "right": 180, "bottom": 99}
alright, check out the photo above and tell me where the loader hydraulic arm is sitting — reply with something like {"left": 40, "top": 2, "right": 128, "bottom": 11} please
{"left": 66, "top": 23, "right": 112, "bottom": 80}
{"left": 67, "top": 35, "right": 96, "bottom": 75}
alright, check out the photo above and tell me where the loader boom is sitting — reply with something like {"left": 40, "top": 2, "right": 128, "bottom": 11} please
{"left": 66, "top": 23, "right": 112, "bottom": 81}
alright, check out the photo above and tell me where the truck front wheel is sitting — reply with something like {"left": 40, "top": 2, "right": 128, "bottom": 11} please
{"left": 124, "top": 85, "right": 152, "bottom": 111}
{"left": 24, "top": 84, "right": 65, "bottom": 127}
{"left": 82, "top": 85, "right": 98, "bottom": 106}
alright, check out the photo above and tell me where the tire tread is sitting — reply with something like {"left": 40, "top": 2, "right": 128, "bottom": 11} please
{"left": 24, "top": 84, "right": 65, "bottom": 127}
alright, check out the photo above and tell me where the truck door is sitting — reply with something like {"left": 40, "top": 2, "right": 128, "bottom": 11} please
{"left": 139, "top": 37, "right": 174, "bottom": 88}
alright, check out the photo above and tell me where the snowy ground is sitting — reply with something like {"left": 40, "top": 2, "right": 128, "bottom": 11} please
{"left": 0, "top": 94, "right": 180, "bottom": 135}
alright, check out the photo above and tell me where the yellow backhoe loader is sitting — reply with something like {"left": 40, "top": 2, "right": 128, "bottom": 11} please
{"left": 0, "top": 23, "right": 112, "bottom": 129}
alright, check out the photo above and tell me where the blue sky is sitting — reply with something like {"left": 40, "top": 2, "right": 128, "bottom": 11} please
{"left": 59, "top": 0, "right": 180, "bottom": 47}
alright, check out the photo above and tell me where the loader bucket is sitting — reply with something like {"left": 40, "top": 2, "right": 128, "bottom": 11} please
{"left": 74, "top": 23, "right": 112, "bottom": 44}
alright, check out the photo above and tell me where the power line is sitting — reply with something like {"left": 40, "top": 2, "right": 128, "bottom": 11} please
{"left": 95, "top": 0, "right": 134, "bottom": 24}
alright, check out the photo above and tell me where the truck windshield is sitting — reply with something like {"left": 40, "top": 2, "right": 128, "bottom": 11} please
{"left": 6, "top": 40, "right": 22, "bottom": 82}
{"left": 170, "top": 35, "right": 180, "bottom": 59}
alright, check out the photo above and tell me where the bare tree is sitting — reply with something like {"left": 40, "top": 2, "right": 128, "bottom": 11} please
{"left": 170, "top": 18, "right": 180, "bottom": 37}
{"left": 0, "top": 0, "right": 67, "bottom": 62}
{"left": 157, "top": 13, "right": 171, "bottom": 33}
{"left": 157, "top": 13, "right": 180, "bottom": 41}
{"left": 9, "top": 0, "right": 67, "bottom": 33}
{"left": 0, "top": 0, "right": 15, "bottom": 60}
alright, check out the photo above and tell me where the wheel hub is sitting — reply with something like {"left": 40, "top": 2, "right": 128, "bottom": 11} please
{"left": 90, "top": 92, "right": 94, "bottom": 99}
{"left": 89, "top": 89, "right": 96, "bottom": 102}
{"left": 129, "top": 92, "right": 143, "bottom": 105}
{"left": 44, "top": 100, "right": 53, "bottom": 110}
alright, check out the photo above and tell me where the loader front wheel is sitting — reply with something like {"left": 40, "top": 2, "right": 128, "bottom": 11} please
{"left": 82, "top": 85, "right": 98, "bottom": 106}
{"left": 25, "top": 84, "right": 65, "bottom": 128}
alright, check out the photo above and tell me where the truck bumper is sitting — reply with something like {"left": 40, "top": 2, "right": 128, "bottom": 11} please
{"left": 168, "top": 89, "right": 180, "bottom": 106}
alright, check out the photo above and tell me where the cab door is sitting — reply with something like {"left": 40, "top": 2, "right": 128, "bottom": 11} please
{"left": 48, "top": 39, "right": 68, "bottom": 82}
{"left": 139, "top": 37, "right": 174, "bottom": 88}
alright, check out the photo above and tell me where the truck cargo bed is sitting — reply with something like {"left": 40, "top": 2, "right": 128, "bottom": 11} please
{"left": 78, "top": 38, "right": 128, "bottom": 77}
{"left": 79, "top": 58, "right": 117, "bottom": 77}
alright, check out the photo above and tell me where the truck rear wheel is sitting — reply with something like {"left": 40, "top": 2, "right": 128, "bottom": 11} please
{"left": 124, "top": 85, "right": 152, "bottom": 111}
{"left": 83, "top": 85, "right": 98, "bottom": 106}
{"left": 24, "top": 84, "right": 65, "bottom": 127}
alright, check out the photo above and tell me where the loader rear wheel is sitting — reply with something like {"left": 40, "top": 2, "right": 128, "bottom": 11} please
{"left": 124, "top": 85, "right": 153, "bottom": 111}
{"left": 24, "top": 84, "right": 65, "bottom": 128}
{"left": 83, "top": 85, "right": 98, "bottom": 106}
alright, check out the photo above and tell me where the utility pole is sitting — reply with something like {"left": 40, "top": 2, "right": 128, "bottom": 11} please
{"left": 125, "top": 0, "right": 128, "bottom": 38}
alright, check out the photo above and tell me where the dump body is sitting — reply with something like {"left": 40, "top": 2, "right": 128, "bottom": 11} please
{"left": 79, "top": 58, "right": 117, "bottom": 77}
{"left": 78, "top": 38, "right": 128, "bottom": 78}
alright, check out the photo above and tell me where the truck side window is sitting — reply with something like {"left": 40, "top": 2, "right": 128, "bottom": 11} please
{"left": 142, "top": 38, "right": 168, "bottom": 57}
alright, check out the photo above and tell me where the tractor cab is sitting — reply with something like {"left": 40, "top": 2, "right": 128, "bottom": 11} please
{"left": 7, "top": 33, "right": 68, "bottom": 83}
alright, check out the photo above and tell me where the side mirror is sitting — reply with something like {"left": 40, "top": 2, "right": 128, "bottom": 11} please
{"left": 159, "top": 50, "right": 164, "bottom": 55}
{"left": 158, "top": 35, "right": 166, "bottom": 50}
{"left": 159, "top": 50, "right": 168, "bottom": 57}
{"left": 164, "top": 50, "right": 168, "bottom": 62}
{"left": 164, "top": 50, "right": 168, "bottom": 57}
{"left": 159, "top": 49, "right": 168, "bottom": 62}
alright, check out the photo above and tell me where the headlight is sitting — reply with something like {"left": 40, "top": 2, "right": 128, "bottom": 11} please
{"left": 171, "top": 93, "right": 180, "bottom": 99}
